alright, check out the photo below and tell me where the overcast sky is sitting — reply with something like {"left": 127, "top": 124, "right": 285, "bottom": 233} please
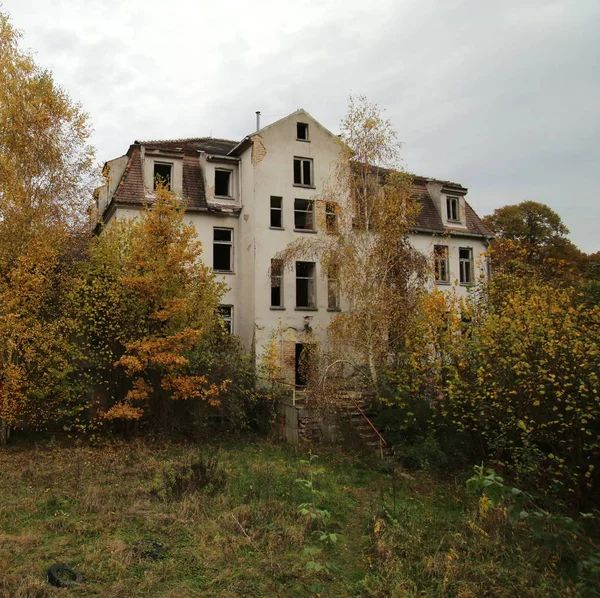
{"left": 5, "top": 0, "right": 599, "bottom": 251}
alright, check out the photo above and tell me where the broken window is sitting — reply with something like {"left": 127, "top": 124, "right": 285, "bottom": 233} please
{"left": 294, "top": 199, "right": 314, "bottom": 231}
{"left": 218, "top": 305, "right": 233, "bottom": 334}
{"left": 215, "top": 169, "right": 232, "bottom": 197}
{"left": 434, "top": 245, "right": 450, "bottom": 283}
{"left": 213, "top": 228, "right": 233, "bottom": 272}
{"left": 293, "top": 157, "right": 313, "bottom": 186}
{"left": 153, "top": 162, "right": 172, "bottom": 191}
{"left": 271, "top": 259, "right": 284, "bottom": 307}
{"left": 325, "top": 202, "right": 338, "bottom": 233}
{"left": 297, "top": 122, "right": 309, "bottom": 141}
{"left": 447, "top": 196, "right": 460, "bottom": 222}
{"left": 270, "top": 196, "right": 283, "bottom": 228}
{"left": 296, "top": 261, "right": 316, "bottom": 308}
{"left": 327, "top": 266, "right": 340, "bottom": 310}
{"left": 459, "top": 247, "right": 473, "bottom": 284}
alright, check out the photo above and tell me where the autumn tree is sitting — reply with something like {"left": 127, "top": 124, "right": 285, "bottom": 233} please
{"left": 0, "top": 11, "right": 95, "bottom": 443}
{"left": 73, "top": 188, "right": 232, "bottom": 429}
{"left": 483, "top": 201, "right": 584, "bottom": 278}
{"left": 275, "top": 95, "right": 427, "bottom": 395}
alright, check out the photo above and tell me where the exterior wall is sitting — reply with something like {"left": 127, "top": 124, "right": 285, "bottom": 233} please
{"left": 409, "top": 232, "right": 489, "bottom": 300}
{"left": 97, "top": 155, "right": 128, "bottom": 216}
{"left": 247, "top": 113, "right": 344, "bottom": 382}
{"left": 99, "top": 110, "right": 490, "bottom": 383}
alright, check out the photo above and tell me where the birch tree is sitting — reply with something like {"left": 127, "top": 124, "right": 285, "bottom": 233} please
{"left": 275, "top": 95, "right": 427, "bottom": 395}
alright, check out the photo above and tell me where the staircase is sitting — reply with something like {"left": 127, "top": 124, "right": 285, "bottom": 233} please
{"left": 338, "top": 392, "right": 393, "bottom": 459}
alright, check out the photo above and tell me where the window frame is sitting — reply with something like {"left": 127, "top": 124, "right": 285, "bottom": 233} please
{"left": 434, "top": 245, "right": 450, "bottom": 284}
{"left": 213, "top": 227, "right": 234, "bottom": 273}
{"left": 459, "top": 247, "right": 474, "bottom": 284}
{"left": 293, "top": 157, "right": 314, "bottom": 187}
{"left": 218, "top": 305, "right": 233, "bottom": 334}
{"left": 270, "top": 258, "right": 284, "bottom": 308}
{"left": 153, "top": 161, "right": 173, "bottom": 191}
{"left": 296, "top": 122, "right": 309, "bottom": 141}
{"left": 325, "top": 201, "right": 338, "bottom": 233}
{"left": 214, "top": 168, "right": 233, "bottom": 198}
{"left": 295, "top": 261, "right": 317, "bottom": 309}
{"left": 294, "top": 198, "right": 315, "bottom": 232}
{"left": 270, "top": 196, "right": 283, "bottom": 229}
{"left": 327, "top": 266, "right": 340, "bottom": 311}
{"left": 446, "top": 196, "right": 460, "bottom": 222}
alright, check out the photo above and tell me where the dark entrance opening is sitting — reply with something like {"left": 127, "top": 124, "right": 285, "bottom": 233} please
{"left": 295, "top": 343, "right": 309, "bottom": 388}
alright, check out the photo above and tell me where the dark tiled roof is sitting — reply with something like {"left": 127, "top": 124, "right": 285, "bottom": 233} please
{"left": 136, "top": 137, "right": 238, "bottom": 155}
{"left": 111, "top": 145, "right": 212, "bottom": 212}
{"left": 409, "top": 176, "right": 492, "bottom": 238}
{"left": 112, "top": 147, "right": 144, "bottom": 205}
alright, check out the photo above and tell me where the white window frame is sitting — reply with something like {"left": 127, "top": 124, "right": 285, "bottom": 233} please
{"left": 293, "top": 157, "right": 313, "bottom": 187}
{"left": 459, "top": 247, "right": 474, "bottom": 284}
{"left": 447, "top": 196, "right": 460, "bottom": 222}
{"left": 213, "top": 227, "right": 233, "bottom": 273}
{"left": 434, "top": 245, "right": 450, "bottom": 284}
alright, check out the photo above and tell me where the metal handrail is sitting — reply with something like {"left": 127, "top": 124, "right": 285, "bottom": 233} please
{"left": 348, "top": 395, "right": 387, "bottom": 448}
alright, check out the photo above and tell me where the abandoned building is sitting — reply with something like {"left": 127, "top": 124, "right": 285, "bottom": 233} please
{"left": 96, "top": 110, "right": 492, "bottom": 393}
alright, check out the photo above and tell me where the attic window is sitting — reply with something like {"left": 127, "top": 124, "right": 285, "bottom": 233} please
{"left": 447, "top": 196, "right": 460, "bottom": 222}
{"left": 215, "top": 169, "right": 232, "bottom": 197}
{"left": 154, "top": 162, "right": 172, "bottom": 191}
{"left": 297, "top": 123, "right": 309, "bottom": 141}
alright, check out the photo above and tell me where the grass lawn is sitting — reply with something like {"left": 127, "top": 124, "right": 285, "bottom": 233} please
{"left": 0, "top": 436, "right": 584, "bottom": 597}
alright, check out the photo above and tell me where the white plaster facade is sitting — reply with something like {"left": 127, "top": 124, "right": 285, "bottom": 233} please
{"left": 97, "top": 110, "right": 492, "bottom": 384}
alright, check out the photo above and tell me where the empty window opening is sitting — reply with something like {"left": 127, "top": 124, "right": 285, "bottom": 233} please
{"left": 434, "top": 245, "right": 450, "bottom": 283}
{"left": 325, "top": 202, "right": 338, "bottom": 233}
{"left": 295, "top": 343, "right": 312, "bottom": 387}
{"left": 271, "top": 259, "right": 284, "bottom": 307}
{"left": 215, "top": 169, "right": 232, "bottom": 197}
{"left": 293, "top": 158, "right": 313, "bottom": 186}
{"left": 213, "top": 228, "right": 233, "bottom": 272}
{"left": 218, "top": 305, "right": 233, "bottom": 334}
{"left": 294, "top": 199, "right": 314, "bottom": 231}
{"left": 459, "top": 247, "right": 473, "bottom": 284}
{"left": 296, "top": 261, "right": 316, "bottom": 308}
{"left": 327, "top": 266, "right": 340, "bottom": 309}
{"left": 154, "top": 162, "right": 172, "bottom": 191}
{"left": 447, "top": 196, "right": 460, "bottom": 222}
{"left": 297, "top": 122, "right": 309, "bottom": 141}
{"left": 270, "top": 196, "right": 283, "bottom": 228}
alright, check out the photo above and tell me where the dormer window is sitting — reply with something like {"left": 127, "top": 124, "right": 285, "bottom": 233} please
{"left": 215, "top": 169, "right": 232, "bottom": 198}
{"left": 154, "top": 162, "right": 172, "bottom": 191}
{"left": 297, "top": 122, "right": 309, "bottom": 141}
{"left": 447, "top": 196, "right": 460, "bottom": 222}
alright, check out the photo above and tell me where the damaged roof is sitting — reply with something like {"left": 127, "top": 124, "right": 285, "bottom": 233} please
{"left": 411, "top": 175, "right": 492, "bottom": 238}
{"left": 108, "top": 137, "right": 491, "bottom": 238}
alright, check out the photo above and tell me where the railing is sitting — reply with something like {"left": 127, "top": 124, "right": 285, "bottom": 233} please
{"left": 348, "top": 394, "right": 387, "bottom": 460}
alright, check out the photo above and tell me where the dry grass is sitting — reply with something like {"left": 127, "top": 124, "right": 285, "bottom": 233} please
{"left": 0, "top": 436, "right": 585, "bottom": 597}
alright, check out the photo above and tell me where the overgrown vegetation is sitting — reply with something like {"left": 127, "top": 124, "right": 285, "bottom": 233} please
{"left": 0, "top": 438, "right": 594, "bottom": 597}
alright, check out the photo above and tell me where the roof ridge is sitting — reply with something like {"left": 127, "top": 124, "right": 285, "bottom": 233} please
{"left": 135, "top": 136, "right": 239, "bottom": 145}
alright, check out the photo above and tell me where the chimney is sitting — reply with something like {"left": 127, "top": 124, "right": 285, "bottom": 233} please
{"left": 255, "top": 111, "right": 261, "bottom": 132}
